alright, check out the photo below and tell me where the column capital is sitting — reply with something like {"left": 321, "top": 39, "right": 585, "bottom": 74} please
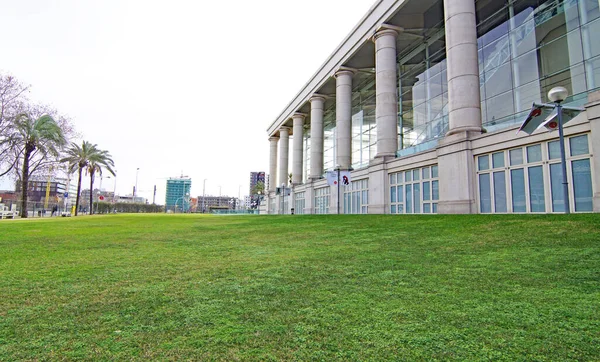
{"left": 334, "top": 66, "right": 357, "bottom": 78}
{"left": 309, "top": 94, "right": 328, "bottom": 103}
{"left": 268, "top": 136, "right": 279, "bottom": 142}
{"left": 292, "top": 112, "right": 307, "bottom": 121}
{"left": 279, "top": 126, "right": 291, "bottom": 134}
{"left": 373, "top": 24, "right": 403, "bottom": 41}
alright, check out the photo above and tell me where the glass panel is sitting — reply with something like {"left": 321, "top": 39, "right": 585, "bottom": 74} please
{"left": 493, "top": 152, "right": 505, "bottom": 168}
{"left": 527, "top": 144, "right": 542, "bottom": 163}
{"left": 391, "top": 205, "right": 396, "bottom": 214}
{"left": 405, "top": 184, "right": 412, "bottom": 214}
{"left": 413, "top": 169, "right": 420, "bottom": 181}
{"left": 423, "top": 181, "right": 431, "bottom": 201}
{"left": 397, "top": 185, "right": 403, "bottom": 203}
{"left": 572, "top": 159, "right": 593, "bottom": 211}
{"left": 405, "top": 171, "right": 412, "bottom": 182}
{"left": 479, "top": 173, "right": 492, "bottom": 213}
{"left": 550, "top": 163, "right": 565, "bottom": 212}
{"left": 579, "top": 0, "right": 600, "bottom": 25}
{"left": 512, "top": 50, "right": 541, "bottom": 87}
{"left": 422, "top": 167, "right": 430, "bottom": 179}
{"left": 548, "top": 141, "right": 561, "bottom": 160}
{"left": 432, "top": 203, "right": 438, "bottom": 213}
{"left": 423, "top": 203, "right": 431, "bottom": 213}
{"left": 414, "top": 183, "right": 421, "bottom": 213}
{"left": 494, "top": 171, "right": 507, "bottom": 212}
{"left": 484, "top": 61, "right": 513, "bottom": 98}
{"left": 527, "top": 166, "right": 546, "bottom": 212}
{"left": 398, "top": 204, "right": 404, "bottom": 214}
{"left": 511, "top": 169, "right": 526, "bottom": 212}
{"left": 431, "top": 165, "right": 438, "bottom": 178}
{"left": 478, "top": 155, "right": 490, "bottom": 171}
{"left": 510, "top": 148, "right": 523, "bottom": 166}
{"left": 432, "top": 181, "right": 439, "bottom": 201}
{"left": 390, "top": 173, "right": 396, "bottom": 185}
{"left": 570, "top": 134, "right": 589, "bottom": 156}
{"left": 390, "top": 186, "right": 396, "bottom": 203}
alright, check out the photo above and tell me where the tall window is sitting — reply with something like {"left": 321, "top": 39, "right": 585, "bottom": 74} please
{"left": 351, "top": 71, "right": 377, "bottom": 169}
{"left": 323, "top": 102, "right": 337, "bottom": 172}
{"left": 390, "top": 165, "right": 439, "bottom": 214}
{"left": 343, "top": 179, "right": 368, "bottom": 214}
{"left": 314, "top": 187, "right": 330, "bottom": 214}
{"left": 294, "top": 191, "right": 305, "bottom": 215}
{"left": 477, "top": 133, "right": 593, "bottom": 213}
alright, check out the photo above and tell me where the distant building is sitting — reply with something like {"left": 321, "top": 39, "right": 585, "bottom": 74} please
{"left": 249, "top": 172, "right": 266, "bottom": 195}
{"left": 197, "top": 195, "right": 237, "bottom": 212}
{"left": 165, "top": 177, "right": 191, "bottom": 212}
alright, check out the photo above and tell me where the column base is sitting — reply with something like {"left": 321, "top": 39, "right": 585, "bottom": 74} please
{"left": 593, "top": 193, "right": 600, "bottom": 212}
{"left": 437, "top": 199, "right": 477, "bottom": 214}
{"left": 446, "top": 126, "right": 485, "bottom": 137}
{"left": 375, "top": 151, "right": 396, "bottom": 159}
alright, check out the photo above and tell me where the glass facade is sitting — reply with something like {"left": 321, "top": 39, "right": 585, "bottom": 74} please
{"left": 394, "top": 0, "right": 599, "bottom": 155}
{"left": 477, "top": 133, "right": 593, "bottom": 212}
{"left": 343, "top": 178, "right": 369, "bottom": 214}
{"left": 351, "top": 71, "right": 377, "bottom": 170}
{"left": 389, "top": 165, "right": 439, "bottom": 214}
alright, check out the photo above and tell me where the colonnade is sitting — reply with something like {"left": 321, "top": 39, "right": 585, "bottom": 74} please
{"left": 268, "top": 0, "right": 482, "bottom": 209}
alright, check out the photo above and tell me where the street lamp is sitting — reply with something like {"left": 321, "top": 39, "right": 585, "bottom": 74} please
{"left": 518, "top": 86, "right": 584, "bottom": 213}
{"left": 134, "top": 167, "right": 140, "bottom": 203}
{"left": 548, "top": 86, "right": 570, "bottom": 214}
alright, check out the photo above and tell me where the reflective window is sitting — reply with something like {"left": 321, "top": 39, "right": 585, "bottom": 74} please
{"left": 390, "top": 165, "right": 438, "bottom": 214}
{"left": 572, "top": 159, "right": 593, "bottom": 211}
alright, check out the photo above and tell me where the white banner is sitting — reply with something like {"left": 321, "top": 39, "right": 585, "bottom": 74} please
{"left": 340, "top": 171, "right": 351, "bottom": 185}
{"left": 326, "top": 171, "right": 338, "bottom": 186}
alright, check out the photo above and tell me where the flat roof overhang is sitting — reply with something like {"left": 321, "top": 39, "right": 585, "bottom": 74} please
{"left": 267, "top": 0, "right": 441, "bottom": 137}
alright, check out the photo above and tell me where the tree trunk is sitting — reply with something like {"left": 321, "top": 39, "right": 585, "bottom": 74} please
{"left": 74, "top": 166, "right": 83, "bottom": 216}
{"left": 19, "top": 144, "right": 33, "bottom": 218}
{"left": 89, "top": 170, "right": 95, "bottom": 215}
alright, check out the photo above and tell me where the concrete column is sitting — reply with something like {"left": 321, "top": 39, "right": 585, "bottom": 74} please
{"left": 278, "top": 127, "right": 291, "bottom": 187}
{"left": 374, "top": 24, "right": 402, "bottom": 158}
{"left": 335, "top": 67, "right": 356, "bottom": 170}
{"left": 268, "top": 136, "right": 279, "bottom": 193}
{"left": 292, "top": 113, "right": 306, "bottom": 185}
{"left": 444, "top": 0, "right": 484, "bottom": 135}
{"left": 585, "top": 91, "right": 600, "bottom": 211}
{"left": 309, "top": 95, "right": 326, "bottom": 180}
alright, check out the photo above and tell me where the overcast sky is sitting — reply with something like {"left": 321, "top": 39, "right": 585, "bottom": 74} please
{"left": 0, "top": 0, "right": 374, "bottom": 202}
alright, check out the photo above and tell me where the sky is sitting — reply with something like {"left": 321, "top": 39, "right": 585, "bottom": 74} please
{"left": 0, "top": 0, "right": 375, "bottom": 203}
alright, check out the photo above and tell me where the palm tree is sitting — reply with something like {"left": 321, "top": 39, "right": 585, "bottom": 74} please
{"left": 87, "top": 149, "right": 115, "bottom": 214}
{"left": 61, "top": 141, "right": 98, "bottom": 216}
{"left": 12, "top": 113, "right": 66, "bottom": 218}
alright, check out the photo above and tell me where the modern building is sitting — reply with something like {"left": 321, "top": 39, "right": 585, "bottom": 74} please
{"left": 249, "top": 172, "right": 266, "bottom": 194}
{"left": 266, "top": 0, "right": 599, "bottom": 215}
{"left": 197, "top": 195, "right": 238, "bottom": 212}
{"left": 165, "top": 176, "right": 192, "bottom": 212}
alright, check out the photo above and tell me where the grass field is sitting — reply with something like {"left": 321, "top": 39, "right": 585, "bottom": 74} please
{"left": 0, "top": 214, "right": 599, "bottom": 361}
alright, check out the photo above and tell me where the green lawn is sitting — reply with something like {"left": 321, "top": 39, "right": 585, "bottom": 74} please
{"left": 0, "top": 214, "right": 599, "bottom": 361}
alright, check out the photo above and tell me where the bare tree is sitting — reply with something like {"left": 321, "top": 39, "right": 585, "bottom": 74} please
{"left": 0, "top": 74, "right": 29, "bottom": 177}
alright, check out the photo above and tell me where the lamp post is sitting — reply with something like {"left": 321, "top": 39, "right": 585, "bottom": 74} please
{"left": 548, "top": 86, "right": 571, "bottom": 214}
{"left": 134, "top": 167, "right": 140, "bottom": 203}
{"left": 281, "top": 183, "right": 285, "bottom": 214}
{"left": 334, "top": 165, "right": 341, "bottom": 214}
{"left": 201, "top": 179, "right": 207, "bottom": 213}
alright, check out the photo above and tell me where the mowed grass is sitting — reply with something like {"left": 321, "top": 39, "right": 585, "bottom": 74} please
{"left": 0, "top": 214, "right": 599, "bottom": 361}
